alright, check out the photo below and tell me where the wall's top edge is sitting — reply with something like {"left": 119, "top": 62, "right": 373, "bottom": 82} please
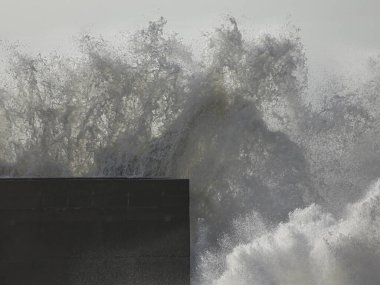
{"left": 0, "top": 177, "right": 189, "bottom": 181}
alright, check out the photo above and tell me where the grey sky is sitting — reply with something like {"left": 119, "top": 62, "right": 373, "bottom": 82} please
{"left": 0, "top": 0, "right": 379, "bottom": 69}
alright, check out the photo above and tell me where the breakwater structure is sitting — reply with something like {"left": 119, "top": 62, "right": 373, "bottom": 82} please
{"left": 0, "top": 178, "right": 190, "bottom": 285}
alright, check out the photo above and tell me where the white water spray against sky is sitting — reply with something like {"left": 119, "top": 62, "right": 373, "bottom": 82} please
{"left": 0, "top": 2, "right": 380, "bottom": 284}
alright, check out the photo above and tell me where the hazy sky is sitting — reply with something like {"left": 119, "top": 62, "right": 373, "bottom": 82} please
{"left": 0, "top": 0, "right": 379, "bottom": 69}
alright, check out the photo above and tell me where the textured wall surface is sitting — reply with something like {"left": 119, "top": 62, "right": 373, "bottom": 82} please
{"left": 0, "top": 178, "right": 189, "bottom": 285}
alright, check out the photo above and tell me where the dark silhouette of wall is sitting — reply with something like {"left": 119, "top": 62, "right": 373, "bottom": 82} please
{"left": 0, "top": 178, "right": 189, "bottom": 285}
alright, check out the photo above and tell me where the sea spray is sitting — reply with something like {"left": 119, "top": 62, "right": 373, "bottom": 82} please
{"left": 0, "top": 17, "right": 379, "bottom": 284}
{"left": 209, "top": 180, "right": 380, "bottom": 285}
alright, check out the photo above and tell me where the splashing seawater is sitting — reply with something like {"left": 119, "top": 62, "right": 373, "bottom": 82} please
{"left": 211, "top": 181, "right": 380, "bottom": 285}
{"left": 1, "top": 17, "right": 380, "bottom": 284}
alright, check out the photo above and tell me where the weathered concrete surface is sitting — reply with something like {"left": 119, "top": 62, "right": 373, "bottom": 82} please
{"left": 0, "top": 178, "right": 189, "bottom": 285}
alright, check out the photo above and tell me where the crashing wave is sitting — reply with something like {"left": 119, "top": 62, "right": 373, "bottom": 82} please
{"left": 0, "top": 17, "right": 380, "bottom": 284}
{"left": 208, "top": 180, "right": 380, "bottom": 285}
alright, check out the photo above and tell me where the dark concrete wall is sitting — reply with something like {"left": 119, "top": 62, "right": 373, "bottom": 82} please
{"left": 0, "top": 178, "right": 189, "bottom": 285}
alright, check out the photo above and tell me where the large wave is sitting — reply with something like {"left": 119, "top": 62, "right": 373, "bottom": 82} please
{"left": 1, "top": 17, "right": 379, "bottom": 284}
{"left": 203, "top": 181, "right": 380, "bottom": 285}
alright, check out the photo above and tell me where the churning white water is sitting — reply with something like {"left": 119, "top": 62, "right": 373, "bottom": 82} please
{"left": 1, "top": 17, "right": 380, "bottom": 284}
